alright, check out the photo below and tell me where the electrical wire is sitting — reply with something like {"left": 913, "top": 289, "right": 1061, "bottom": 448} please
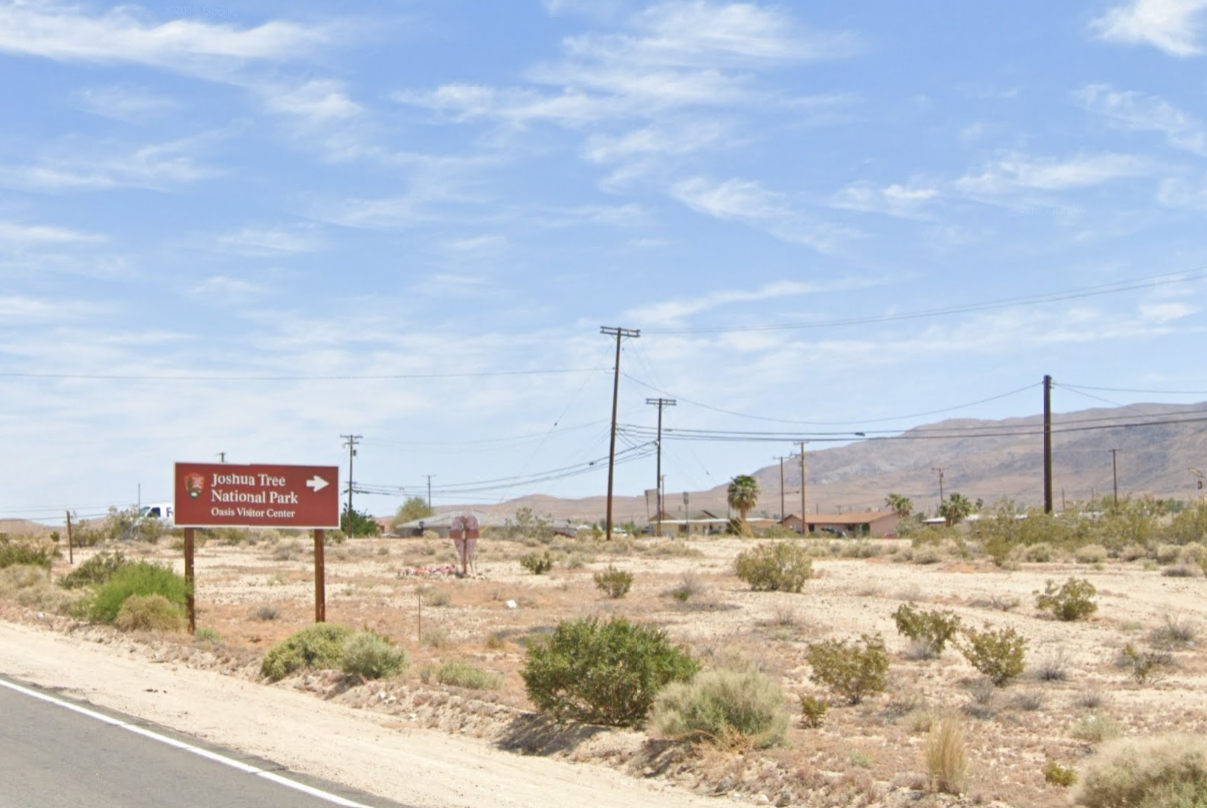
{"left": 0, "top": 368, "right": 608, "bottom": 382}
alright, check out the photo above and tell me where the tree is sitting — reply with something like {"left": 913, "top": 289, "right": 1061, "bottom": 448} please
{"left": 393, "top": 497, "right": 433, "bottom": 531}
{"left": 885, "top": 493, "right": 913, "bottom": 516}
{"left": 727, "top": 475, "right": 760, "bottom": 536}
{"left": 341, "top": 507, "right": 381, "bottom": 537}
{"left": 938, "top": 493, "right": 974, "bottom": 527}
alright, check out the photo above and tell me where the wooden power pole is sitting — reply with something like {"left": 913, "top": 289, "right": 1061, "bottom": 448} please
{"left": 602, "top": 326, "right": 639, "bottom": 540}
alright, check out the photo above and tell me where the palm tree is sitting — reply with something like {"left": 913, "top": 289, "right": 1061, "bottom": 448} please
{"left": 885, "top": 493, "right": 913, "bottom": 516}
{"left": 938, "top": 493, "right": 973, "bottom": 527}
{"left": 727, "top": 475, "right": 760, "bottom": 536}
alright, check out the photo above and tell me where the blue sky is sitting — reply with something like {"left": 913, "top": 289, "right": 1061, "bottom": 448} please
{"left": 3, "top": 0, "right": 1207, "bottom": 521}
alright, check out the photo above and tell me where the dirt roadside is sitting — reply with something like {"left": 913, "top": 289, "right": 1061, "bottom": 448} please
{"left": 0, "top": 619, "right": 718, "bottom": 808}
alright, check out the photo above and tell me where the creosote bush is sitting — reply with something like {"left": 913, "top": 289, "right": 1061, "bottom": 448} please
{"left": 0, "top": 534, "right": 57, "bottom": 570}
{"left": 799, "top": 694, "right": 828, "bottom": 728}
{"left": 892, "top": 603, "right": 961, "bottom": 659}
{"left": 521, "top": 615, "right": 699, "bottom": 727}
{"left": 805, "top": 633, "right": 890, "bottom": 704}
{"left": 959, "top": 623, "right": 1026, "bottom": 687}
{"left": 1035, "top": 577, "right": 1098, "bottom": 621}
{"left": 1076, "top": 735, "right": 1207, "bottom": 808}
{"left": 1043, "top": 759, "right": 1077, "bottom": 787}
{"left": 519, "top": 551, "right": 553, "bottom": 575}
{"left": 593, "top": 565, "right": 633, "bottom": 599}
{"left": 926, "top": 714, "right": 969, "bottom": 795}
{"left": 650, "top": 657, "right": 789, "bottom": 749}
{"left": 734, "top": 541, "right": 813, "bottom": 593}
{"left": 341, "top": 630, "right": 408, "bottom": 680}
{"left": 436, "top": 659, "right": 502, "bottom": 690}
{"left": 261, "top": 623, "right": 355, "bottom": 682}
{"left": 60, "top": 551, "right": 131, "bottom": 589}
{"left": 86, "top": 562, "right": 191, "bottom": 625}
{"left": 113, "top": 593, "right": 186, "bottom": 633}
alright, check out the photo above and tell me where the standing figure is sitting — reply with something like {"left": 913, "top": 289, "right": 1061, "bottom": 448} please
{"left": 450, "top": 514, "right": 480, "bottom": 577}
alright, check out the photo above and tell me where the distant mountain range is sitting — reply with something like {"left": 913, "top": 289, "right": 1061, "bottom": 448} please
{"left": 478, "top": 402, "right": 1207, "bottom": 522}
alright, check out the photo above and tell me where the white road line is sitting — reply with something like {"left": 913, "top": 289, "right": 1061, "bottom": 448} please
{"left": 0, "top": 678, "right": 377, "bottom": 808}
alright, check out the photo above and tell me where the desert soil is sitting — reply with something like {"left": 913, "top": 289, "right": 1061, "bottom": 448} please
{"left": 3, "top": 533, "right": 1207, "bottom": 808}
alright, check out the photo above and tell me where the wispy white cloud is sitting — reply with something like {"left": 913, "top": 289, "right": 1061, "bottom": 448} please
{"left": 1076, "top": 84, "right": 1207, "bottom": 155}
{"left": 1139, "top": 301, "right": 1196, "bottom": 322}
{"left": 0, "top": 134, "right": 220, "bottom": 192}
{"left": 1092, "top": 0, "right": 1207, "bottom": 56}
{"left": 955, "top": 152, "right": 1153, "bottom": 196}
{"left": 583, "top": 119, "right": 734, "bottom": 164}
{"left": 1157, "top": 174, "right": 1207, "bottom": 209}
{"left": 0, "top": 1, "right": 330, "bottom": 75}
{"left": 0, "top": 220, "right": 102, "bottom": 246}
{"left": 829, "top": 181, "right": 942, "bottom": 218}
{"left": 0, "top": 294, "right": 107, "bottom": 322}
{"left": 190, "top": 275, "right": 268, "bottom": 303}
{"left": 625, "top": 278, "right": 873, "bottom": 323}
{"left": 262, "top": 79, "right": 361, "bottom": 124}
{"left": 213, "top": 225, "right": 323, "bottom": 256}
{"left": 70, "top": 84, "right": 178, "bottom": 122}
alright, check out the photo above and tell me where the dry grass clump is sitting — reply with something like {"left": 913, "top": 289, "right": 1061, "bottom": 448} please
{"left": 0, "top": 564, "right": 78, "bottom": 613}
{"left": 1076, "top": 735, "right": 1207, "bottom": 808}
{"left": 926, "top": 714, "right": 969, "bottom": 795}
{"left": 1033, "top": 646, "right": 1071, "bottom": 681}
{"left": 1074, "top": 544, "right": 1108, "bottom": 564}
{"left": 114, "top": 593, "right": 186, "bottom": 633}
{"left": 650, "top": 657, "right": 790, "bottom": 749}
{"left": 668, "top": 572, "right": 705, "bottom": 603}
{"left": 434, "top": 659, "right": 501, "bottom": 690}
{"left": 1161, "top": 564, "right": 1200, "bottom": 578}
{"left": 1071, "top": 713, "right": 1122, "bottom": 744}
{"left": 1151, "top": 613, "right": 1198, "bottom": 648}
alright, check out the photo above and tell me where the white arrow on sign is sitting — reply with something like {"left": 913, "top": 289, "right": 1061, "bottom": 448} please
{"left": 306, "top": 476, "right": 329, "bottom": 493}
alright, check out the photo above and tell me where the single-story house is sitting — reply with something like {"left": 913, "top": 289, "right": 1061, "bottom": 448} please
{"left": 780, "top": 510, "right": 901, "bottom": 538}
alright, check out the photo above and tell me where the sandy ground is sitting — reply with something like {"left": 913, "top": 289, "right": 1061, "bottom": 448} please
{"left": 0, "top": 619, "right": 717, "bottom": 808}
{"left": 5, "top": 533, "right": 1207, "bottom": 808}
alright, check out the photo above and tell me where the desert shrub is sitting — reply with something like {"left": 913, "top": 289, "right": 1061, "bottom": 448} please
{"left": 341, "top": 631, "right": 408, "bottom": 680}
{"left": 650, "top": 658, "right": 789, "bottom": 749}
{"left": 1043, "top": 759, "right": 1077, "bottom": 787}
{"left": 519, "top": 551, "right": 553, "bottom": 575}
{"left": 1162, "top": 564, "right": 1200, "bottom": 578}
{"left": 425, "top": 588, "right": 452, "bottom": 607}
{"left": 912, "top": 546, "right": 943, "bottom": 565}
{"left": 1165, "top": 502, "right": 1207, "bottom": 545}
{"left": 1152, "top": 613, "right": 1197, "bottom": 648}
{"left": 593, "top": 566, "right": 633, "bottom": 598}
{"left": 734, "top": 542, "right": 813, "bottom": 593}
{"left": 521, "top": 615, "right": 699, "bottom": 726}
{"left": 1179, "top": 542, "right": 1207, "bottom": 568}
{"left": 1121, "top": 644, "right": 1172, "bottom": 684}
{"left": 253, "top": 604, "right": 280, "bottom": 621}
{"left": 0, "top": 535, "right": 56, "bottom": 570}
{"left": 969, "top": 594, "right": 1020, "bottom": 612}
{"left": 1023, "top": 542, "right": 1055, "bottom": 562}
{"left": 87, "top": 562, "right": 191, "bottom": 624}
{"left": 841, "top": 539, "right": 879, "bottom": 559}
{"left": 1119, "top": 543, "right": 1149, "bottom": 562}
{"left": 436, "top": 659, "right": 501, "bottom": 690}
{"left": 0, "top": 564, "right": 78, "bottom": 612}
{"left": 805, "top": 633, "right": 890, "bottom": 704}
{"left": 960, "top": 623, "right": 1026, "bottom": 686}
{"left": 1075, "top": 544, "right": 1108, "bottom": 564}
{"left": 668, "top": 572, "right": 704, "bottom": 603}
{"left": 1012, "top": 689, "right": 1046, "bottom": 711}
{"left": 1076, "top": 689, "right": 1110, "bottom": 710}
{"left": 1076, "top": 735, "right": 1207, "bottom": 808}
{"left": 1033, "top": 647, "right": 1070, "bottom": 681}
{"left": 1035, "top": 578, "right": 1097, "bottom": 621}
{"left": 893, "top": 603, "right": 961, "bottom": 659}
{"left": 194, "top": 627, "right": 222, "bottom": 643}
{"left": 422, "top": 627, "right": 450, "bottom": 649}
{"left": 799, "top": 694, "right": 828, "bottom": 728}
{"left": 1072, "top": 713, "right": 1122, "bottom": 744}
{"left": 1155, "top": 543, "right": 1183, "bottom": 565}
{"left": 261, "top": 623, "right": 354, "bottom": 682}
{"left": 113, "top": 593, "right": 185, "bottom": 632}
{"left": 926, "top": 715, "right": 969, "bottom": 795}
{"left": 60, "top": 551, "right": 131, "bottom": 589}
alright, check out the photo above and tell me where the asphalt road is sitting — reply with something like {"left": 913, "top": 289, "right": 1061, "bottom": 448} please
{"left": 0, "top": 677, "right": 411, "bottom": 808}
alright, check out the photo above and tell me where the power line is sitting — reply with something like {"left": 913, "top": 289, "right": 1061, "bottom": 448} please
{"left": 640, "top": 267, "right": 1207, "bottom": 334}
{"left": 1060, "top": 382, "right": 1207, "bottom": 396}
{"left": 0, "top": 368, "right": 607, "bottom": 382}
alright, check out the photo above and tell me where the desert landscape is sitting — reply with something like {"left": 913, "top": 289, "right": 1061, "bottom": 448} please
{"left": 4, "top": 517, "right": 1207, "bottom": 808}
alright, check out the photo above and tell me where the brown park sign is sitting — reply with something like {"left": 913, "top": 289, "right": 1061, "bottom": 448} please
{"left": 174, "top": 462, "right": 341, "bottom": 529}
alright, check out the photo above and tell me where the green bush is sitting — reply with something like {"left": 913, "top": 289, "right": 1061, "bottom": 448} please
{"left": 521, "top": 615, "right": 699, "bottom": 726}
{"left": 1043, "top": 759, "right": 1077, "bottom": 787}
{"left": 734, "top": 542, "right": 813, "bottom": 592}
{"left": 60, "top": 551, "right": 130, "bottom": 589}
{"left": 1036, "top": 578, "right": 1098, "bottom": 621}
{"left": 261, "top": 623, "right": 355, "bottom": 682}
{"left": 1076, "top": 735, "right": 1207, "bottom": 807}
{"left": 0, "top": 534, "right": 57, "bottom": 570}
{"left": 341, "top": 630, "right": 408, "bottom": 680}
{"left": 805, "top": 633, "right": 890, "bottom": 704}
{"left": 799, "top": 694, "right": 828, "bottom": 728}
{"left": 593, "top": 565, "right": 633, "bottom": 598}
{"left": 519, "top": 551, "right": 553, "bottom": 575}
{"left": 1121, "top": 643, "right": 1171, "bottom": 685}
{"left": 87, "top": 562, "right": 191, "bottom": 624}
{"left": 436, "top": 659, "right": 501, "bottom": 690}
{"left": 960, "top": 623, "right": 1026, "bottom": 686}
{"left": 650, "top": 659, "right": 789, "bottom": 749}
{"left": 114, "top": 593, "right": 186, "bottom": 632}
{"left": 893, "top": 603, "right": 961, "bottom": 658}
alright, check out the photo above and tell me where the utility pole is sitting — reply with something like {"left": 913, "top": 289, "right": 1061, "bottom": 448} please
{"left": 1043, "top": 374, "right": 1053, "bottom": 514}
{"left": 602, "top": 326, "right": 640, "bottom": 541}
{"left": 1109, "top": 448, "right": 1120, "bottom": 507}
{"left": 424, "top": 475, "right": 435, "bottom": 509}
{"left": 216, "top": 452, "right": 226, "bottom": 463}
{"left": 797, "top": 442, "right": 808, "bottom": 534}
{"left": 341, "top": 434, "right": 361, "bottom": 537}
{"left": 774, "top": 456, "right": 789, "bottom": 522}
{"left": 683, "top": 491, "right": 690, "bottom": 535}
{"left": 646, "top": 397, "right": 675, "bottom": 536}
{"left": 932, "top": 466, "right": 946, "bottom": 503}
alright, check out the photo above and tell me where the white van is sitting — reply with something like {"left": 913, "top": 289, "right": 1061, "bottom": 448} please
{"left": 138, "top": 503, "right": 175, "bottom": 526}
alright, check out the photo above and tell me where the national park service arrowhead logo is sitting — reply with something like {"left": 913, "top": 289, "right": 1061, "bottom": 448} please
{"left": 185, "top": 472, "right": 205, "bottom": 499}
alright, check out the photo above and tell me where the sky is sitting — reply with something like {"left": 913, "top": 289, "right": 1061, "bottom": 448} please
{"left": 3, "top": 0, "right": 1207, "bottom": 523}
